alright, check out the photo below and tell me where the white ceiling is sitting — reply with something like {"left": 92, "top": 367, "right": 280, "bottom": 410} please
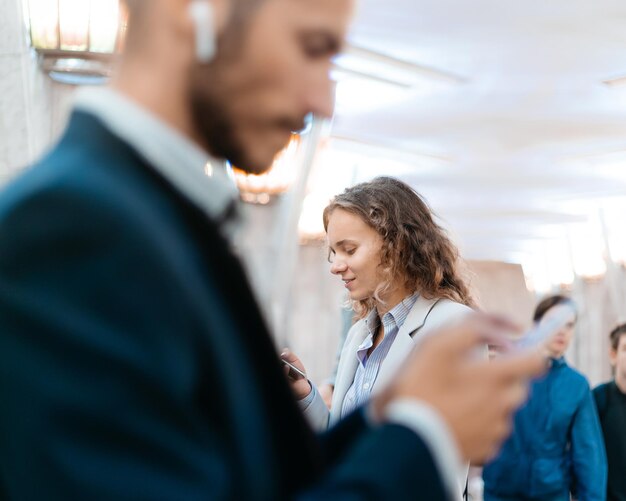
{"left": 325, "top": 0, "right": 626, "bottom": 275}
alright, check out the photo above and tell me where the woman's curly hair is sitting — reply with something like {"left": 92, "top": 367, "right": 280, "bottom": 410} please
{"left": 323, "top": 177, "right": 475, "bottom": 317}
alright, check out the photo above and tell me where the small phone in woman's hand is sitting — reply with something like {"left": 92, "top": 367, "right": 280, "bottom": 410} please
{"left": 282, "top": 358, "right": 306, "bottom": 380}
{"left": 515, "top": 305, "right": 573, "bottom": 350}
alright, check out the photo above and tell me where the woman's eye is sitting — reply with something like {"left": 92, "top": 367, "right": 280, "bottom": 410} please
{"left": 346, "top": 249, "right": 356, "bottom": 255}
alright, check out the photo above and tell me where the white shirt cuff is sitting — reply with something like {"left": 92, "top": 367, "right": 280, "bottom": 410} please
{"left": 383, "top": 399, "right": 465, "bottom": 501}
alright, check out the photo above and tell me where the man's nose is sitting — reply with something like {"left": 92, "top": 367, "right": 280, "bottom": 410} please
{"left": 304, "top": 72, "right": 336, "bottom": 119}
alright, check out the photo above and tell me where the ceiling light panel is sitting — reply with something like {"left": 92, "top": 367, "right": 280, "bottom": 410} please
{"left": 331, "top": 43, "right": 466, "bottom": 114}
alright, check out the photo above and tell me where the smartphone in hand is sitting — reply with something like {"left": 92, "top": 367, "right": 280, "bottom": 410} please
{"left": 514, "top": 305, "right": 573, "bottom": 351}
{"left": 282, "top": 359, "right": 306, "bottom": 380}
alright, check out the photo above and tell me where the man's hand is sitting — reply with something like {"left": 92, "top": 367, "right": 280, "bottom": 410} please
{"left": 373, "top": 313, "right": 547, "bottom": 463}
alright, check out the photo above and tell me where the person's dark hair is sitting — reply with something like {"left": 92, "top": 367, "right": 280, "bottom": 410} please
{"left": 533, "top": 295, "right": 577, "bottom": 323}
{"left": 323, "top": 176, "right": 474, "bottom": 318}
{"left": 609, "top": 323, "right": 626, "bottom": 351}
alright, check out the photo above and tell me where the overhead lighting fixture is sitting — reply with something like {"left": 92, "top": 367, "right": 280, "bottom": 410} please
{"left": 331, "top": 43, "right": 466, "bottom": 114}
{"left": 334, "top": 44, "right": 466, "bottom": 88}
{"left": 602, "top": 75, "right": 626, "bottom": 88}
{"left": 560, "top": 149, "right": 626, "bottom": 183}
{"left": 25, "top": 0, "right": 126, "bottom": 84}
{"left": 330, "top": 135, "right": 451, "bottom": 166}
{"left": 331, "top": 71, "right": 411, "bottom": 114}
{"left": 561, "top": 149, "right": 626, "bottom": 164}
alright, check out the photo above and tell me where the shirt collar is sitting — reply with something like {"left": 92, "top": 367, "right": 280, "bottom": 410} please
{"left": 382, "top": 293, "right": 419, "bottom": 331}
{"left": 364, "top": 292, "right": 420, "bottom": 338}
{"left": 364, "top": 309, "right": 380, "bottom": 338}
{"left": 613, "top": 380, "right": 626, "bottom": 397}
{"left": 73, "top": 87, "right": 241, "bottom": 238}
{"left": 550, "top": 356, "right": 566, "bottom": 368}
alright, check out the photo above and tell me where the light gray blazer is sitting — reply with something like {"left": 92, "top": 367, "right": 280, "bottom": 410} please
{"left": 302, "top": 296, "right": 473, "bottom": 500}
{"left": 303, "top": 296, "right": 472, "bottom": 430}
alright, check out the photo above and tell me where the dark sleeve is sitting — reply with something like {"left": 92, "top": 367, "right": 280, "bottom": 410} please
{"left": 592, "top": 384, "right": 607, "bottom": 420}
{"left": 302, "top": 410, "right": 447, "bottom": 500}
{"left": 570, "top": 384, "right": 608, "bottom": 501}
{"left": 317, "top": 408, "right": 372, "bottom": 466}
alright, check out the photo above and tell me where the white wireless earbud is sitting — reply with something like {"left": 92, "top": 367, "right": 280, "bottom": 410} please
{"left": 188, "top": 0, "right": 216, "bottom": 63}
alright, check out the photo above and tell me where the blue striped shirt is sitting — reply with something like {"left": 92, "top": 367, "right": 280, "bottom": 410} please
{"left": 341, "top": 293, "right": 419, "bottom": 418}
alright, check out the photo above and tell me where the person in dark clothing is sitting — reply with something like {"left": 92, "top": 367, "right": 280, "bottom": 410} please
{"left": 594, "top": 323, "right": 626, "bottom": 501}
{"left": 483, "top": 295, "right": 607, "bottom": 501}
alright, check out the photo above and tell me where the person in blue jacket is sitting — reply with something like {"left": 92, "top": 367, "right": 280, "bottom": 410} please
{"left": 483, "top": 295, "right": 607, "bottom": 501}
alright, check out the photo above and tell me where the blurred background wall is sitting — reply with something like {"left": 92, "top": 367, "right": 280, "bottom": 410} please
{"left": 0, "top": 0, "right": 73, "bottom": 185}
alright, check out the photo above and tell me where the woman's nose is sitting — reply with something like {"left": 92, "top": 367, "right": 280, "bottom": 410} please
{"left": 331, "top": 259, "right": 347, "bottom": 275}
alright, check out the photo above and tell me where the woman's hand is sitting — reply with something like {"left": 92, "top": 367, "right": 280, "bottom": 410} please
{"left": 318, "top": 384, "right": 334, "bottom": 409}
{"left": 280, "top": 349, "right": 312, "bottom": 400}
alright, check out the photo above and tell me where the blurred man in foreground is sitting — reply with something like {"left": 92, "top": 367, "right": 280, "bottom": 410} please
{"left": 0, "top": 0, "right": 546, "bottom": 499}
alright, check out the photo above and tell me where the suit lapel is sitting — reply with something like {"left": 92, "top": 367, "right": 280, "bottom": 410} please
{"left": 183, "top": 198, "right": 322, "bottom": 491}
{"left": 374, "top": 296, "right": 441, "bottom": 391}
{"left": 398, "top": 296, "right": 442, "bottom": 340}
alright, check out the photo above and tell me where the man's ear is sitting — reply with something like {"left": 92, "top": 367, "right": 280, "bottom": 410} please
{"left": 609, "top": 348, "right": 618, "bottom": 367}
{"left": 188, "top": 0, "right": 217, "bottom": 62}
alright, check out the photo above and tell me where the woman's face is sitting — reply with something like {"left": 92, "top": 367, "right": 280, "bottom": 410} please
{"left": 541, "top": 303, "right": 577, "bottom": 358}
{"left": 326, "top": 209, "right": 385, "bottom": 302}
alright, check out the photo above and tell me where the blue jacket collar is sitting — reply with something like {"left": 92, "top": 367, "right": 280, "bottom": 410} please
{"left": 550, "top": 356, "right": 566, "bottom": 368}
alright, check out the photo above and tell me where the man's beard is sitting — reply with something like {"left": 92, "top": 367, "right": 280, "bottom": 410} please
{"left": 188, "top": 67, "right": 307, "bottom": 175}
{"left": 189, "top": 86, "right": 256, "bottom": 173}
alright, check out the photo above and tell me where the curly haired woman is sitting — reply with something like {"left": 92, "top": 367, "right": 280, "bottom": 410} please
{"left": 282, "top": 176, "right": 475, "bottom": 499}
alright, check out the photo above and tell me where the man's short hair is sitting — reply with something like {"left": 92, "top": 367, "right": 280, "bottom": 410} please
{"left": 609, "top": 323, "right": 626, "bottom": 351}
{"left": 533, "top": 294, "right": 576, "bottom": 323}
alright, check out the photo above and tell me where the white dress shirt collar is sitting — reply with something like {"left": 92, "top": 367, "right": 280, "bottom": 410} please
{"left": 73, "top": 87, "right": 241, "bottom": 237}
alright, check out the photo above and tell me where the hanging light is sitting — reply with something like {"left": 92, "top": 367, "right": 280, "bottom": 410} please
{"left": 231, "top": 133, "right": 303, "bottom": 205}
{"left": 25, "top": 0, "right": 126, "bottom": 84}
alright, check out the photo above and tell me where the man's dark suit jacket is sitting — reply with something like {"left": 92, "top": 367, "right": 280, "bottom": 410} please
{"left": 0, "top": 111, "right": 447, "bottom": 500}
